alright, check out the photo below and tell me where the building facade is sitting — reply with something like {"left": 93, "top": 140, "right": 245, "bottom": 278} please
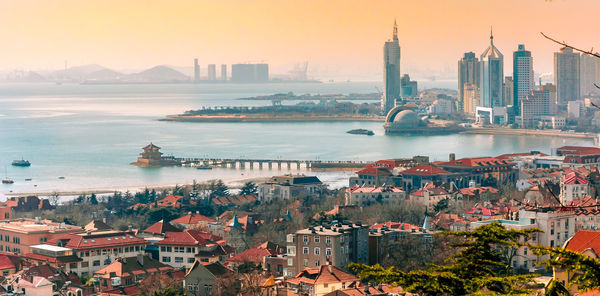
{"left": 580, "top": 52, "right": 600, "bottom": 96}
{"left": 207, "top": 64, "right": 216, "bottom": 81}
{"left": 458, "top": 52, "right": 480, "bottom": 112}
{"left": 513, "top": 44, "right": 534, "bottom": 113}
{"left": 382, "top": 20, "right": 401, "bottom": 114}
{"left": 480, "top": 31, "right": 504, "bottom": 107}
{"left": 555, "top": 47, "right": 581, "bottom": 104}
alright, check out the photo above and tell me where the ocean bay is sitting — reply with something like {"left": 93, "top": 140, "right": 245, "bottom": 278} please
{"left": 0, "top": 82, "right": 591, "bottom": 197}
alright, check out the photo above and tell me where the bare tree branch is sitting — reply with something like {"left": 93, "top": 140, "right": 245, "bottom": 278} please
{"left": 541, "top": 32, "right": 600, "bottom": 58}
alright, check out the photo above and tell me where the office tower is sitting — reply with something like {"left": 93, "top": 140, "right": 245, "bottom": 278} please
{"left": 382, "top": 20, "right": 401, "bottom": 114}
{"left": 194, "top": 59, "right": 199, "bottom": 82}
{"left": 554, "top": 47, "right": 581, "bottom": 104}
{"left": 221, "top": 64, "right": 227, "bottom": 81}
{"left": 208, "top": 64, "right": 217, "bottom": 81}
{"left": 480, "top": 30, "right": 504, "bottom": 107}
{"left": 458, "top": 52, "right": 480, "bottom": 112}
{"left": 463, "top": 84, "right": 480, "bottom": 114}
{"left": 504, "top": 76, "right": 514, "bottom": 107}
{"left": 231, "top": 64, "right": 269, "bottom": 82}
{"left": 520, "top": 84, "right": 557, "bottom": 127}
{"left": 581, "top": 53, "right": 600, "bottom": 96}
{"left": 513, "top": 44, "right": 534, "bottom": 113}
{"left": 400, "top": 74, "right": 418, "bottom": 98}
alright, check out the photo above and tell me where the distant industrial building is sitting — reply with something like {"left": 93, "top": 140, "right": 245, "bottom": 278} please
{"left": 231, "top": 63, "right": 269, "bottom": 82}
{"left": 555, "top": 47, "right": 581, "bottom": 104}
{"left": 458, "top": 52, "right": 480, "bottom": 112}
{"left": 382, "top": 20, "right": 401, "bottom": 114}
{"left": 194, "top": 59, "right": 200, "bottom": 82}
{"left": 221, "top": 64, "right": 227, "bottom": 81}
{"left": 513, "top": 44, "right": 534, "bottom": 113}
{"left": 207, "top": 64, "right": 217, "bottom": 81}
{"left": 479, "top": 30, "right": 504, "bottom": 107}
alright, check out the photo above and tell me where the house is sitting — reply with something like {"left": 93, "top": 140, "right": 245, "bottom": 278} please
{"left": 142, "top": 220, "right": 181, "bottom": 236}
{"left": 435, "top": 156, "right": 518, "bottom": 187}
{"left": 22, "top": 244, "right": 82, "bottom": 273}
{"left": 0, "top": 254, "right": 23, "bottom": 276}
{"left": 285, "top": 265, "right": 359, "bottom": 296}
{"left": 409, "top": 184, "right": 450, "bottom": 211}
{"left": 323, "top": 282, "right": 405, "bottom": 296}
{"left": 225, "top": 242, "right": 282, "bottom": 270}
{"left": 156, "top": 229, "right": 225, "bottom": 269}
{"left": 344, "top": 186, "right": 405, "bottom": 206}
{"left": 559, "top": 171, "right": 590, "bottom": 204}
{"left": 10, "top": 276, "right": 53, "bottom": 296}
{"left": 5, "top": 264, "right": 87, "bottom": 296}
{"left": 93, "top": 254, "right": 175, "bottom": 294}
{"left": 212, "top": 195, "right": 258, "bottom": 206}
{"left": 170, "top": 213, "right": 217, "bottom": 231}
{"left": 0, "top": 218, "right": 82, "bottom": 255}
{"left": 399, "top": 165, "right": 454, "bottom": 191}
{"left": 258, "top": 175, "right": 325, "bottom": 201}
{"left": 184, "top": 260, "right": 237, "bottom": 296}
{"left": 554, "top": 230, "right": 600, "bottom": 295}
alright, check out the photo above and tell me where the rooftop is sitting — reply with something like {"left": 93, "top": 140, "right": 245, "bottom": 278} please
{"left": 0, "top": 218, "right": 81, "bottom": 234}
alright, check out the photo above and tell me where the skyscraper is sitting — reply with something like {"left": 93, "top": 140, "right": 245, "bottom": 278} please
{"left": 382, "top": 20, "right": 401, "bottom": 114}
{"left": 504, "top": 76, "right": 514, "bottom": 107}
{"left": 208, "top": 64, "right": 217, "bottom": 81}
{"left": 554, "top": 47, "right": 580, "bottom": 104}
{"left": 513, "top": 44, "right": 534, "bottom": 113}
{"left": 194, "top": 58, "right": 200, "bottom": 82}
{"left": 479, "top": 30, "right": 504, "bottom": 107}
{"left": 580, "top": 53, "right": 600, "bottom": 96}
{"left": 458, "top": 52, "right": 480, "bottom": 112}
{"left": 221, "top": 64, "right": 227, "bottom": 81}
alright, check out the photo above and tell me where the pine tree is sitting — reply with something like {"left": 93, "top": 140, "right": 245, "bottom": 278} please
{"left": 240, "top": 181, "right": 258, "bottom": 196}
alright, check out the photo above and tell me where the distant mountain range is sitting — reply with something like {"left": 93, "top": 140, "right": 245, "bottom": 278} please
{"left": 2, "top": 64, "right": 191, "bottom": 83}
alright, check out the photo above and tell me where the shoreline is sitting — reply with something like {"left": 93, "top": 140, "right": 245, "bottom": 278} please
{"left": 161, "top": 114, "right": 384, "bottom": 122}
{"left": 461, "top": 128, "right": 596, "bottom": 139}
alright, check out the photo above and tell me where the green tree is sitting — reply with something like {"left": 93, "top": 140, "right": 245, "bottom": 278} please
{"left": 210, "top": 180, "right": 230, "bottom": 198}
{"left": 89, "top": 193, "right": 98, "bottom": 205}
{"left": 240, "top": 181, "right": 258, "bottom": 196}
{"left": 350, "top": 222, "right": 541, "bottom": 295}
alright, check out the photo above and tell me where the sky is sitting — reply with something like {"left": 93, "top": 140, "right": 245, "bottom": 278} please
{"left": 1, "top": 0, "right": 599, "bottom": 81}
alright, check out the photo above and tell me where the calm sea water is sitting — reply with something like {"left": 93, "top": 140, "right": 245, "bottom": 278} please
{"left": 0, "top": 82, "right": 592, "bottom": 197}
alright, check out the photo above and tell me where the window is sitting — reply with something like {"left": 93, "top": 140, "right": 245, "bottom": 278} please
{"left": 303, "top": 247, "right": 309, "bottom": 254}
{"left": 5, "top": 246, "right": 9, "bottom": 252}
{"left": 81, "top": 262, "right": 89, "bottom": 268}
{"left": 188, "top": 258, "right": 195, "bottom": 263}
{"left": 314, "top": 247, "right": 320, "bottom": 255}
{"left": 11, "top": 237, "right": 19, "bottom": 244}
{"left": 288, "top": 258, "right": 293, "bottom": 266}
{"left": 39, "top": 237, "right": 47, "bottom": 244}
{"left": 162, "top": 257, "right": 171, "bottom": 262}
{"left": 69, "top": 263, "right": 77, "bottom": 269}
{"left": 175, "top": 257, "right": 183, "bottom": 263}
{"left": 314, "top": 235, "right": 320, "bottom": 243}
{"left": 551, "top": 240, "right": 555, "bottom": 247}
{"left": 187, "top": 247, "right": 194, "bottom": 253}
{"left": 326, "top": 248, "right": 332, "bottom": 256}
{"left": 4, "top": 235, "right": 8, "bottom": 242}
{"left": 325, "top": 237, "right": 331, "bottom": 244}
{"left": 160, "top": 246, "right": 166, "bottom": 252}
{"left": 93, "top": 260, "right": 100, "bottom": 267}
{"left": 315, "top": 260, "right": 320, "bottom": 266}
{"left": 523, "top": 248, "right": 528, "bottom": 255}
{"left": 287, "top": 246, "right": 296, "bottom": 255}
{"left": 167, "top": 247, "right": 172, "bottom": 252}
{"left": 303, "top": 235, "right": 309, "bottom": 244}
{"left": 303, "top": 259, "right": 308, "bottom": 267}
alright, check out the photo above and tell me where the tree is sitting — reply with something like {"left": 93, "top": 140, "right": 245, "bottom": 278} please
{"left": 350, "top": 222, "right": 542, "bottom": 295}
{"left": 89, "top": 193, "right": 98, "bottom": 205}
{"left": 240, "top": 181, "right": 258, "bottom": 196}
{"left": 48, "top": 191, "right": 60, "bottom": 207}
{"left": 210, "top": 180, "right": 230, "bottom": 198}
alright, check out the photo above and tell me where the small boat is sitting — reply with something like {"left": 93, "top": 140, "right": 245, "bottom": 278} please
{"left": 2, "top": 177, "right": 13, "bottom": 184}
{"left": 347, "top": 129, "right": 374, "bottom": 136}
{"left": 196, "top": 165, "right": 213, "bottom": 170}
{"left": 24, "top": 178, "right": 32, "bottom": 181}
{"left": 58, "top": 176, "right": 65, "bottom": 179}
{"left": 11, "top": 159, "right": 31, "bottom": 167}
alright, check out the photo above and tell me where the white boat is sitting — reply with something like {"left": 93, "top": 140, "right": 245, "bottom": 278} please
{"left": 2, "top": 177, "right": 13, "bottom": 184}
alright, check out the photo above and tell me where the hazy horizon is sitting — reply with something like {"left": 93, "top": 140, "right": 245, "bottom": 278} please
{"left": 2, "top": 0, "right": 599, "bottom": 81}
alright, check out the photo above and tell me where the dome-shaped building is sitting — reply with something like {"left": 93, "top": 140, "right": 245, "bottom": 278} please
{"left": 384, "top": 105, "right": 464, "bottom": 135}
{"left": 392, "top": 110, "right": 421, "bottom": 125}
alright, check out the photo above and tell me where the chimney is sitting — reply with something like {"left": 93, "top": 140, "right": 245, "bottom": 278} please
{"left": 449, "top": 153, "right": 456, "bottom": 161}
{"left": 137, "top": 253, "right": 144, "bottom": 266}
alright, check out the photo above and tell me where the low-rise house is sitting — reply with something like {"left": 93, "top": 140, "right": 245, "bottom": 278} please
{"left": 93, "top": 254, "right": 175, "bottom": 294}
{"left": 5, "top": 264, "right": 87, "bottom": 296}
{"left": 323, "top": 282, "right": 404, "bottom": 296}
{"left": 285, "top": 265, "right": 359, "bottom": 296}
{"left": 225, "top": 242, "right": 282, "bottom": 270}
{"left": 156, "top": 229, "right": 225, "bottom": 269}
{"left": 212, "top": 195, "right": 258, "bottom": 206}
{"left": 559, "top": 171, "right": 590, "bottom": 204}
{"left": 141, "top": 220, "right": 181, "bottom": 237}
{"left": 258, "top": 175, "right": 325, "bottom": 201}
{"left": 170, "top": 213, "right": 217, "bottom": 231}
{"left": 22, "top": 244, "right": 82, "bottom": 274}
{"left": 10, "top": 276, "right": 53, "bottom": 296}
{"left": 409, "top": 185, "right": 450, "bottom": 211}
{"left": 184, "top": 260, "right": 237, "bottom": 296}
{"left": 554, "top": 230, "right": 600, "bottom": 295}
{"left": 344, "top": 186, "right": 405, "bottom": 206}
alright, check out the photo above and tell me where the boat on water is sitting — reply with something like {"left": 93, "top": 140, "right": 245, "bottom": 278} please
{"left": 2, "top": 177, "right": 13, "bottom": 184}
{"left": 346, "top": 129, "right": 374, "bottom": 136}
{"left": 24, "top": 178, "right": 32, "bottom": 181}
{"left": 196, "top": 165, "right": 213, "bottom": 170}
{"left": 11, "top": 159, "right": 31, "bottom": 167}
{"left": 58, "top": 176, "right": 65, "bottom": 179}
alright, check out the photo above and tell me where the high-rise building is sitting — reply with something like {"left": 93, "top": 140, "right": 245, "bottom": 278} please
{"left": 207, "top": 64, "right": 217, "bottom": 81}
{"left": 458, "top": 52, "right": 480, "bottom": 112}
{"left": 580, "top": 53, "right": 600, "bottom": 96}
{"left": 480, "top": 30, "right": 504, "bottom": 107}
{"left": 513, "top": 44, "right": 534, "bottom": 113}
{"left": 463, "top": 84, "right": 480, "bottom": 114}
{"left": 400, "top": 74, "right": 418, "bottom": 98}
{"left": 221, "top": 64, "right": 227, "bottom": 81}
{"left": 554, "top": 47, "right": 581, "bottom": 104}
{"left": 520, "top": 84, "right": 557, "bottom": 127}
{"left": 194, "top": 59, "right": 199, "bottom": 82}
{"left": 382, "top": 20, "right": 401, "bottom": 114}
{"left": 231, "top": 64, "right": 269, "bottom": 82}
{"left": 504, "top": 76, "right": 514, "bottom": 107}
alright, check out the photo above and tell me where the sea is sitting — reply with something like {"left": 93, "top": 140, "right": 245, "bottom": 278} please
{"left": 0, "top": 81, "right": 592, "bottom": 198}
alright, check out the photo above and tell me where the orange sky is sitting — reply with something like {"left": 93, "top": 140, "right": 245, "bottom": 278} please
{"left": 1, "top": 0, "right": 598, "bottom": 80}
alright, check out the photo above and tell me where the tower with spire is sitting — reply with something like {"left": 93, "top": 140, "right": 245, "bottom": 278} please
{"left": 382, "top": 19, "right": 401, "bottom": 115}
{"left": 479, "top": 28, "right": 504, "bottom": 108}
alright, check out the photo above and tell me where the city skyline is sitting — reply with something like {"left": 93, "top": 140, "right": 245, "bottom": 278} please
{"left": 2, "top": 0, "right": 600, "bottom": 81}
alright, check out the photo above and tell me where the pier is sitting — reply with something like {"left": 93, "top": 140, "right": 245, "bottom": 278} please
{"left": 131, "top": 143, "right": 369, "bottom": 169}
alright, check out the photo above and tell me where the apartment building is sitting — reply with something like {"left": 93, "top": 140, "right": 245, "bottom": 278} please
{"left": 0, "top": 218, "right": 81, "bottom": 255}
{"left": 156, "top": 229, "right": 224, "bottom": 269}
{"left": 286, "top": 222, "right": 369, "bottom": 276}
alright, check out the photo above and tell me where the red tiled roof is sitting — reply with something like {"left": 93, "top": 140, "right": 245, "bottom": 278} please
{"left": 156, "top": 195, "right": 184, "bottom": 207}
{"left": 157, "top": 230, "right": 222, "bottom": 246}
{"left": 355, "top": 167, "right": 392, "bottom": 176}
{"left": 226, "top": 246, "right": 280, "bottom": 264}
{"left": 562, "top": 172, "right": 589, "bottom": 185}
{"left": 438, "top": 157, "right": 511, "bottom": 167}
{"left": 213, "top": 195, "right": 258, "bottom": 206}
{"left": 0, "top": 255, "right": 18, "bottom": 270}
{"left": 411, "top": 187, "right": 448, "bottom": 197}
{"left": 289, "top": 265, "right": 358, "bottom": 286}
{"left": 458, "top": 186, "right": 499, "bottom": 196}
{"left": 171, "top": 213, "right": 216, "bottom": 224}
{"left": 370, "top": 222, "right": 419, "bottom": 231}
{"left": 143, "top": 220, "right": 180, "bottom": 235}
{"left": 346, "top": 186, "right": 404, "bottom": 194}
{"left": 565, "top": 230, "right": 600, "bottom": 256}
{"left": 47, "top": 231, "right": 148, "bottom": 250}
{"left": 401, "top": 165, "right": 449, "bottom": 176}
{"left": 496, "top": 152, "right": 549, "bottom": 160}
